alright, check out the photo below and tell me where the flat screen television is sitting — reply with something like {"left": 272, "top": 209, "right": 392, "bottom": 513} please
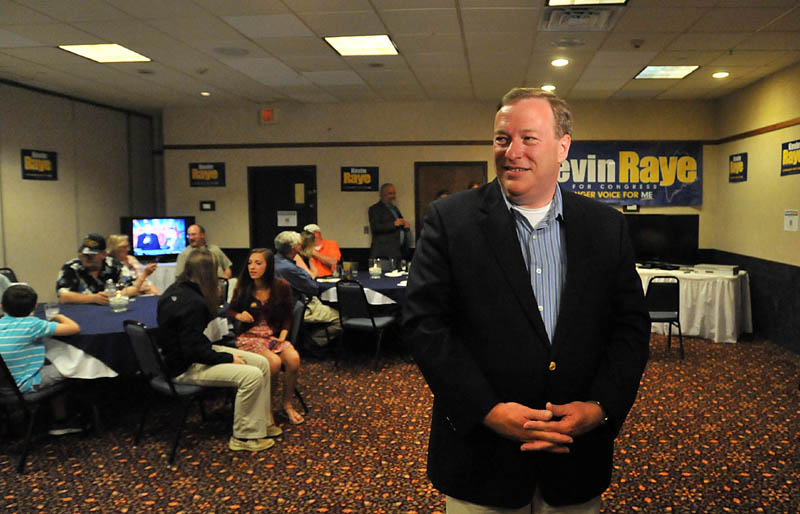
{"left": 120, "top": 216, "right": 195, "bottom": 259}
{"left": 624, "top": 214, "right": 699, "bottom": 266}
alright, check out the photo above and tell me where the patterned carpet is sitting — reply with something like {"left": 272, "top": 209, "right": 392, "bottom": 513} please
{"left": 1, "top": 335, "right": 798, "bottom": 513}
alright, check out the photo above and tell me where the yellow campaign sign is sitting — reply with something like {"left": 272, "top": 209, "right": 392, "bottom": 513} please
{"left": 21, "top": 149, "right": 58, "bottom": 180}
{"left": 189, "top": 162, "right": 226, "bottom": 187}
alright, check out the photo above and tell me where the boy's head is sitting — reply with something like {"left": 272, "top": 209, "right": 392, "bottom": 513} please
{"left": 2, "top": 284, "right": 38, "bottom": 317}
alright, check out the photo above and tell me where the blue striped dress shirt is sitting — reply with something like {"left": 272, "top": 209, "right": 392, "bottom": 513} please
{"left": 500, "top": 184, "right": 567, "bottom": 343}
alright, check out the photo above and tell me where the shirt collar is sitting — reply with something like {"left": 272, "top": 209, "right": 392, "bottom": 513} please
{"left": 499, "top": 181, "right": 564, "bottom": 222}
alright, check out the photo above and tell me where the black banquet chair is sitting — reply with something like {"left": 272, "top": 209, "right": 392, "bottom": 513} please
{"left": 335, "top": 279, "right": 398, "bottom": 370}
{"left": 645, "top": 275, "right": 684, "bottom": 360}
{"left": 0, "top": 267, "right": 18, "bottom": 282}
{"left": 0, "top": 354, "right": 71, "bottom": 473}
{"left": 124, "top": 320, "right": 218, "bottom": 464}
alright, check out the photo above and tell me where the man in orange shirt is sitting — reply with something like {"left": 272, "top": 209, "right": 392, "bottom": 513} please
{"left": 303, "top": 224, "right": 341, "bottom": 278}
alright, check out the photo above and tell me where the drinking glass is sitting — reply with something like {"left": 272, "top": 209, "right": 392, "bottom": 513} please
{"left": 44, "top": 302, "right": 59, "bottom": 320}
{"left": 399, "top": 259, "right": 408, "bottom": 272}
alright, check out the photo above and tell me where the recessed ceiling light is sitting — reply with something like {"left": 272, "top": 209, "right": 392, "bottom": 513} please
{"left": 58, "top": 43, "right": 150, "bottom": 63}
{"left": 542, "top": 84, "right": 557, "bottom": 91}
{"left": 635, "top": 65, "right": 698, "bottom": 79}
{"left": 712, "top": 71, "right": 730, "bottom": 79}
{"left": 200, "top": 91, "right": 211, "bottom": 97}
{"left": 551, "top": 59, "right": 569, "bottom": 67}
{"left": 547, "top": 0, "right": 627, "bottom": 5}
{"left": 324, "top": 35, "right": 398, "bottom": 56}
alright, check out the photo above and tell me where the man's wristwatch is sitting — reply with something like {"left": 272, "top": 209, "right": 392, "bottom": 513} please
{"left": 589, "top": 401, "right": 608, "bottom": 426}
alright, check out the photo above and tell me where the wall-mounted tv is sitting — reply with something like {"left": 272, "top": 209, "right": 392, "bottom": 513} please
{"left": 624, "top": 214, "right": 699, "bottom": 266}
{"left": 120, "top": 216, "right": 195, "bottom": 259}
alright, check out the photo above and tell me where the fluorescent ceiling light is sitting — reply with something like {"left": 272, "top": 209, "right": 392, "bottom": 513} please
{"left": 548, "top": 0, "right": 627, "bottom": 5}
{"left": 59, "top": 43, "right": 150, "bottom": 63}
{"left": 551, "top": 58, "right": 569, "bottom": 67}
{"left": 635, "top": 65, "right": 698, "bottom": 79}
{"left": 324, "top": 35, "right": 398, "bottom": 56}
{"left": 712, "top": 71, "right": 730, "bottom": 79}
{"left": 542, "top": 84, "right": 557, "bottom": 91}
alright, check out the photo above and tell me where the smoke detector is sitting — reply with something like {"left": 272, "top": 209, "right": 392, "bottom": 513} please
{"left": 540, "top": 6, "right": 623, "bottom": 32}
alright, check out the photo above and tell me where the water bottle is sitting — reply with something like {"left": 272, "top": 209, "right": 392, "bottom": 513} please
{"left": 104, "top": 279, "right": 116, "bottom": 296}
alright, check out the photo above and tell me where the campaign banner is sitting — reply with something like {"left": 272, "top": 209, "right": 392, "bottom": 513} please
{"left": 729, "top": 152, "right": 747, "bottom": 183}
{"left": 21, "top": 149, "right": 58, "bottom": 180}
{"left": 190, "top": 162, "right": 225, "bottom": 187}
{"left": 341, "top": 166, "right": 378, "bottom": 191}
{"left": 780, "top": 139, "right": 800, "bottom": 176}
{"left": 559, "top": 141, "right": 703, "bottom": 206}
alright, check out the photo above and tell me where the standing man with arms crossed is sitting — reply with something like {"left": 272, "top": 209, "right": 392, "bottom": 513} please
{"left": 403, "top": 88, "right": 650, "bottom": 513}
{"left": 368, "top": 183, "right": 410, "bottom": 261}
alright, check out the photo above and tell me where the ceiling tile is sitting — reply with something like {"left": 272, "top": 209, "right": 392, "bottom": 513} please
{"left": 282, "top": 55, "right": 348, "bottom": 72}
{"left": 736, "top": 32, "right": 800, "bottom": 51}
{"left": 461, "top": 8, "right": 540, "bottom": 33}
{"left": 224, "top": 56, "right": 310, "bottom": 86}
{"left": 588, "top": 50, "right": 658, "bottom": 68}
{"left": 381, "top": 8, "right": 460, "bottom": 35}
{"left": 14, "top": 0, "right": 131, "bottom": 23}
{"left": 376, "top": 0, "right": 455, "bottom": 9}
{"left": 600, "top": 32, "right": 676, "bottom": 53}
{"left": 283, "top": 0, "right": 372, "bottom": 13}
{"left": 392, "top": 34, "right": 463, "bottom": 54}
{"left": 1, "top": 23, "right": 101, "bottom": 46}
{"left": 650, "top": 50, "right": 724, "bottom": 66}
{"left": 303, "top": 69, "right": 364, "bottom": 85}
{"left": 223, "top": 14, "right": 314, "bottom": 38}
{"left": 298, "top": 11, "right": 385, "bottom": 36}
{"left": 192, "top": 0, "right": 289, "bottom": 16}
{"left": 256, "top": 36, "right": 335, "bottom": 57}
{"left": 690, "top": 8, "right": 790, "bottom": 33}
{"left": 0, "top": 2, "right": 58, "bottom": 24}
{"left": 667, "top": 32, "right": 750, "bottom": 51}
{"left": 614, "top": 7, "right": 709, "bottom": 33}
{"left": 0, "top": 28, "right": 41, "bottom": 48}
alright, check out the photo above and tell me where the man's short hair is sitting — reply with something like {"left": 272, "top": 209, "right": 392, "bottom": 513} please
{"left": 274, "top": 231, "right": 302, "bottom": 256}
{"left": 2, "top": 284, "right": 38, "bottom": 317}
{"left": 191, "top": 224, "right": 206, "bottom": 234}
{"left": 500, "top": 88, "right": 573, "bottom": 139}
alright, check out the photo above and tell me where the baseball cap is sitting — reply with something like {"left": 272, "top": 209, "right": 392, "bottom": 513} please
{"left": 304, "top": 224, "right": 321, "bottom": 233}
{"left": 79, "top": 233, "right": 106, "bottom": 255}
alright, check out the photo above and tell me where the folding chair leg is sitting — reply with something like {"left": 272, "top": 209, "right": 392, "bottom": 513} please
{"left": 676, "top": 323, "right": 685, "bottom": 360}
{"left": 169, "top": 399, "right": 193, "bottom": 464}
{"left": 667, "top": 323, "right": 672, "bottom": 350}
{"left": 16, "top": 406, "right": 40, "bottom": 474}
{"left": 133, "top": 401, "right": 150, "bottom": 446}
{"left": 294, "top": 387, "right": 309, "bottom": 415}
{"left": 373, "top": 330, "right": 385, "bottom": 371}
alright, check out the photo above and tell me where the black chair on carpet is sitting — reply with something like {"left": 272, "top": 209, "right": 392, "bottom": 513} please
{"left": 0, "top": 267, "right": 18, "bottom": 282}
{"left": 287, "top": 299, "right": 309, "bottom": 414}
{"left": 0, "top": 354, "right": 71, "bottom": 473}
{"left": 335, "top": 279, "right": 398, "bottom": 370}
{"left": 124, "top": 320, "right": 217, "bottom": 464}
{"left": 645, "top": 275, "right": 684, "bottom": 360}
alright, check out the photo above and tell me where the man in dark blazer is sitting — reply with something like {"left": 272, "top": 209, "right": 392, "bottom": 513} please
{"left": 403, "top": 88, "right": 650, "bottom": 512}
{"left": 368, "top": 183, "right": 410, "bottom": 260}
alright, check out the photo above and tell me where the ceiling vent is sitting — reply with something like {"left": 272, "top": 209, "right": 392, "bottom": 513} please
{"left": 540, "top": 6, "right": 623, "bottom": 32}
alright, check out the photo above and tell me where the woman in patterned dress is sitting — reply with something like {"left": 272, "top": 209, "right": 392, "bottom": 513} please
{"left": 228, "top": 248, "right": 305, "bottom": 425}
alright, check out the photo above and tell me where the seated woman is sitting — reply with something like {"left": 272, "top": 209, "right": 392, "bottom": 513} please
{"left": 228, "top": 248, "right": 305, "bottom": 425}
{"left": 294, "top": 230, "right": 318, "bottom": 279}
{"left": 106, "top": 234, "right": 160, "bottom": 295}
{"left": 157, "top": 248, "right": 282, "bottom": 452}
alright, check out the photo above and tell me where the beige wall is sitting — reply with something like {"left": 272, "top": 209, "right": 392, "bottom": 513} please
{"left": 0, "top": 84, "right": 130, "bottom": 301}
{"left": 163, "top": 99, "right": 715, "bottom": 253}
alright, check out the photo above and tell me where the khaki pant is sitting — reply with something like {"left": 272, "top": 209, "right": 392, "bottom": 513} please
{"left": 174, "top": 345, "right": 271, "bottom": 440}
{"left": 446, "top": 488, "right": 601, "bottom": 514}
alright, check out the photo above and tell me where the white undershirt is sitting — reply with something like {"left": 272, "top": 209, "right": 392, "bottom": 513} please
{"left": 513, "top": 201, "right": 552, "bottom": 229}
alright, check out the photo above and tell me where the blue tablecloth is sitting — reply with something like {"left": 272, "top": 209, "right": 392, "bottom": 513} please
{"left": 317, "top": 275, "right": 407, "bottom": 305}
{"left": 36, "top": 295, "right": 159, "bottom": 376}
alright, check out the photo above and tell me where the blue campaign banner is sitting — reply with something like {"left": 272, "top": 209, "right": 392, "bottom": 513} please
{"left": 729, "top": 152, "right": 747, "bottom": 183}
{"left": 558, "top": 141, "right": 703, "bottom": 206}
{"left": 21, "top": 149, "right": 58, "bottom": 180}
{"left": 341, "top": 166, "right": 378, "bottom": 191}
{"left": 190, "top": 162, "right": 225, "bottom": 187}
{"left": 780, "top": 139, "right": 800, "bottom": 176}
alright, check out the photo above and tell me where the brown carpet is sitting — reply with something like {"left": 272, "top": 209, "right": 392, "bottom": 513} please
{"left": 1, "top": 335, "right": 798, "bottom": 513}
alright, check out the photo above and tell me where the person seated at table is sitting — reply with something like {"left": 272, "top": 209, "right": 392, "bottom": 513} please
{"left": 295, "top": 230, "right": 319, "bottom": 279}
{"left": 273, "top": 231, "right": 342, "bottom": 353}
{"left": 0, "top": 284, "right": 83, "bottom": 434}
{"left": 157, "top": 248, "right": 281, "bottom": 452}
{"left": 56, "top": 234, "right": 139, "bottom": 305}
{"left": 106, "top": 234, "right": 160, "bottom": 296}
{"left": 228, "top": 248, "right": 305, "bottom": 426}
{"left": 303, "top": 224, "right": 341, "bottom": 278}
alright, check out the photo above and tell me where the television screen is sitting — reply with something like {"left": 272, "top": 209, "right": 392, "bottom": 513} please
{"left": 129, "top": 217, "right": 190, "bottom": 257}
{"left": 625, "top": 214, "right": 699, "bottom": 266}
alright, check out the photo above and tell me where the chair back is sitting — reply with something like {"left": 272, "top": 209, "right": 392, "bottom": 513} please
{"left": 288, "top": 298, "right": 306, "bottom": 344}
{"left": 124, "top": 320, "right": 176, "bottom": 393}
{"left": 336, "top": 280, "right": 373, "bottom": 324}
{"left": 218, "top": 278, "right": 229, "bottom": 306}
{"left": 0, "top": 354, "right": 26, "bottom": 405}
{"left": 0, "top": 267, "right": 18, "bottom": 282}
{"left": 645, "top": 275, "right": 680, "bottom": 314}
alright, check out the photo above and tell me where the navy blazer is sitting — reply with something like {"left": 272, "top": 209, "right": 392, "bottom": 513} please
{"left": 403, "top": 180, "right": 650, "bottom": 508}
{"left": 368, "top": 200, "right": 409, "bottom": 260}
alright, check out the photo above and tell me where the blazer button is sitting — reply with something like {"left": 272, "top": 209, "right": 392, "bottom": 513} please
{"left": 548, "top": 361, "right": 556, "bottom": 371}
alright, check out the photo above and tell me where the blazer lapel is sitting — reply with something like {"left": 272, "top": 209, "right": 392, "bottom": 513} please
{"left": 551, "top": 190, "right": 596, "bottom": 350}
{"left": 478, "top": 181, "right": 550, "bottom": 345}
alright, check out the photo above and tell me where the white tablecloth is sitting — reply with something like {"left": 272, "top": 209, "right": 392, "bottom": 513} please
{"left": 149, "top": 262, "right": 177, "bottom": 293}
{"left": 637, "top": 266, "right": 752, "bottom": 343}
